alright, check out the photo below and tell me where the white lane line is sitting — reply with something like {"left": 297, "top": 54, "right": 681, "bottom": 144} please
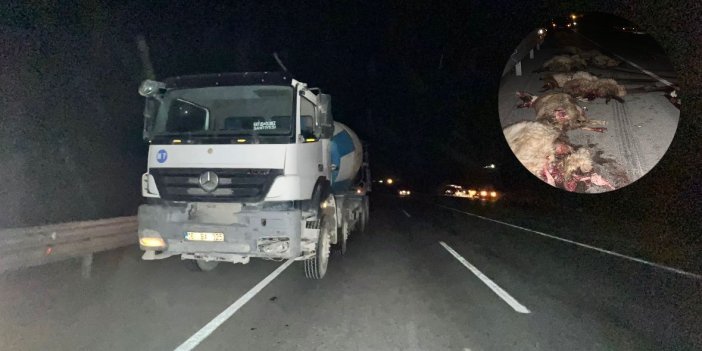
{"left": 174, "top": 259, "right": 295, "bottom": 351}
{"left": 437, "top": 204, "right": 702, "bottom": 280}
{"left": 571, "top": 30, "right": 675, "bottom": 87}
{"left": 401, "top": 209, "right": 412, "bottom": 218}
{"left": 439, "top": 241, "right": 531, "bottom": 314}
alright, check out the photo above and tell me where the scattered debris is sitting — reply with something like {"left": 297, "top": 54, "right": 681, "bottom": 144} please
{"left": 664, "top": 88, "right": 681, "bottom": 108}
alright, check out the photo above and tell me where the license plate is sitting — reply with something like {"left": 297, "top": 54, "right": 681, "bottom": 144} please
{"left": 185, "top": 232, "right": 224, "bottom": 242}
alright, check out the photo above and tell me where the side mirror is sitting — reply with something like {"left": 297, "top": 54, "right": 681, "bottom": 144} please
{"left": 139, "top": 79, "right": 166, "bottom": 97}
{"left": 318, "top": 94, "right": 334, "bottom": 138}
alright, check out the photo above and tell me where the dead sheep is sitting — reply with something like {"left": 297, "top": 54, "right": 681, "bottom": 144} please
{"left": 590, "top": 54, "right": 621, "bottom": 68}
{"left": 537, "top": 55, "right": 588, "bottom": 73}
{"left": 516, "top": 92, "right": 607, "bottom": 132}
{"left": 541, "top": 71, "right": 598, "bottom": 90}
{"left": 562, "top": 77, "right": 627, "bottom": 103}
{"left": 502, "top": 121, "right": 614, "bottom": 192}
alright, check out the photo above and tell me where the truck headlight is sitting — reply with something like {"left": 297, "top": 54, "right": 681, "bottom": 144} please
{"left": 140, "top": 237, "right": 166, "bottom": 248}
{"left": 139, "top": 229, "right": 167, "bottom": 249}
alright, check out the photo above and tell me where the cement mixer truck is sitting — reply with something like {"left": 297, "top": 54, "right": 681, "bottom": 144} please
{"left": 136, "top": 72, "right": 370, "bottom": 279}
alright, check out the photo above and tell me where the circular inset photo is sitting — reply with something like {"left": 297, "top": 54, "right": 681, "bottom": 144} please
{"left": 498, "top": 12, "right": 679, "bottom": 193}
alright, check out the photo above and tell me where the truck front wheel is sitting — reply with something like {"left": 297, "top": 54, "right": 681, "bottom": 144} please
{"left": 184, "top": 259, "right": 219, "bottom": 272}
{"left": 304, "top": 213, "right": 332, "bottom": 279}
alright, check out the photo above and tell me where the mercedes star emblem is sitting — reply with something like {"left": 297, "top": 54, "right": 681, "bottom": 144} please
{"left": 198, "top": 171, "right": 219, "bottom": 192}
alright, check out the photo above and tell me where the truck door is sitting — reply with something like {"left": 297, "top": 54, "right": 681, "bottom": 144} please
{"left": 297, "top": 92, "right": 325, "bottom": 194}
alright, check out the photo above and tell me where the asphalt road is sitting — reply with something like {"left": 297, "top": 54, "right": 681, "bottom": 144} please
{"left": 1, "top": 195, "right": 700, "bottom": 350}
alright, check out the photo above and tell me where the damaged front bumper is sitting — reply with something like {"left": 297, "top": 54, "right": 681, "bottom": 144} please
{"left": 137, "top": 202, "right": 302, "bottom": 263}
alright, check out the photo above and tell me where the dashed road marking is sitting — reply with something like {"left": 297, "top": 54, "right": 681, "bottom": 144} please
{"left": 440, "top": 241, "right": 531, "bottom": 314}
{"left": 402, "top": 209, "right": 412, "bottom": 218}
{"left": 437, "top": 204, "right": 702, "bottom": 280}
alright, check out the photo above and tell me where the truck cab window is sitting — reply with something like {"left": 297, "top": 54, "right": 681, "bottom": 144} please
{"left": 300, "top": 97, "right": 317, "bottom": 138}
{"left": 166, "top": 99, "right": 208, "bottom": 132}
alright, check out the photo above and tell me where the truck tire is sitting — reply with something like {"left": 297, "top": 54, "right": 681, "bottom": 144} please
{"left": 305, "top": 212, "right": 332, "bottom": 279}
{"left": 184, "top": 259, "right": 219, "bottom": 272}
{"left": 333, "top": 219, "right": 349, "bottom": 255}
{"left": 360, "top": 196, "right": 370, "bottom": 234}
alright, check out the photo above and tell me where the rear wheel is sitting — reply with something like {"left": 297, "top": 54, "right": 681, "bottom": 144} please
{"left": 304, "top": 212, "right": 333, "bottom": 279}
{"left": 360, "top": 196, "right": 370, "bottom": 234}
{"left": 333, "top": 219, "right": 349, "bottom": 255}
{"left": 184, "top": 259, "right": 219, "bottom": 272}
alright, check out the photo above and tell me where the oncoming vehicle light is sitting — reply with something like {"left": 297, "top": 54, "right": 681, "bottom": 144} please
{"left": 490, "top": 191, "right": 497, "bottom": 197}
{"left": 480, "top": 190, "right": 488, "bottom": 197}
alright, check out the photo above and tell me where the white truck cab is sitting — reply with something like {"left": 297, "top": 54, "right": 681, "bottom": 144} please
{"left": 137, "top": 72, "right": 369, "bottom": 279}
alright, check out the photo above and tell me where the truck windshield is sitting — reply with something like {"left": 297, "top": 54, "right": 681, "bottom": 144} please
{"left": 150, "top": 85, "right": 294, "bottom": 140}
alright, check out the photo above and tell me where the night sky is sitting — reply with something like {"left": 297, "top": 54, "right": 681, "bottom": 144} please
{"left": 1, "top": 0, "right": 701, "bottom": 261}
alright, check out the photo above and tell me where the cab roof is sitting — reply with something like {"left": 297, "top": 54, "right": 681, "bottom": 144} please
{"left": 162, "top": 71, "right": 293, "bottom": 89}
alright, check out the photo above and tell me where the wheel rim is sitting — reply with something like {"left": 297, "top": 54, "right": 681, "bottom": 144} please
{"left": 319, "top": 219, "right": 331, "bottom": 275}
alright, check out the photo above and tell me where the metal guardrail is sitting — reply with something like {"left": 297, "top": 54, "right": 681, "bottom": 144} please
{"left": 502, "top": 29, "right": 545, "bottom": 77}
{"left": 0, "top": 216, "right": 137, "bottom": 276}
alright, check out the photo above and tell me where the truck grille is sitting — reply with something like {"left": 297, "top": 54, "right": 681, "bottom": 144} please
{"left": 150, "top": 168, "right": 283, "bottom": 202}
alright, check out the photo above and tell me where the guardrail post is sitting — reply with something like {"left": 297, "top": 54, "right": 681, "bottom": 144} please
{"left": 515, "top": 61, "right": 522, "bottom": 76}
{"left": 529, "top": 49, "right": 534, "bottom": 59}
{"left": 81, "top": 253, "right": 93, "bottom": 279}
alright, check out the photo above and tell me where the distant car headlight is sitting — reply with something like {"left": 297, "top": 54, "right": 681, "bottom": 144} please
{"left": 490, "top": 191, "right": 497, "bottom": 197}
{"left": 480, "top": 190, "right": 488, "bottom": 197}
